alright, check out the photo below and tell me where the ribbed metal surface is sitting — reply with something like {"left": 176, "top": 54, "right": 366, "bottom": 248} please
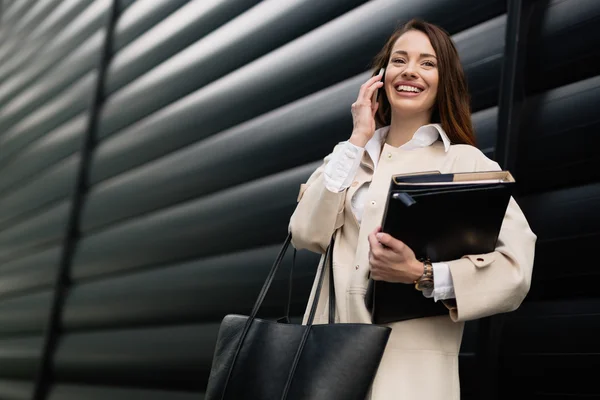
{"left": 0, "top": 0, "right": 598, "bottom": 398}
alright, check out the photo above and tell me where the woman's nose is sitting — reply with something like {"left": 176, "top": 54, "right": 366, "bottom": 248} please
{"left": 402, "top": 64, "right": 418, "bottom": 78}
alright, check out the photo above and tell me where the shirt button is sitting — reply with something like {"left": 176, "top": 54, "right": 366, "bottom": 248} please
{"left": 355, "top": 265, "right": 359, "bottom": 270}
{"left": 387, "top": 153, "right": 392, "bottom": 159}
{"left": 371, "top": 200, "right": 376, "bottom": 206}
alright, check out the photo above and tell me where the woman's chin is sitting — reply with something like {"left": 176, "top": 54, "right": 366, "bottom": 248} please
{"left": 389, "top": 100, "right": 431, "bottom": 117}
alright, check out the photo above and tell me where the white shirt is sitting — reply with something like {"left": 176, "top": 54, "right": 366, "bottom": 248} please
{"left": 323, "top": 124, "right": 455, "bottom": 302}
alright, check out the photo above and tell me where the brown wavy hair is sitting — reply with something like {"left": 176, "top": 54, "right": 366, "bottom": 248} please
{"left": 371, "top": 19, "right": 476, "bottom": 146}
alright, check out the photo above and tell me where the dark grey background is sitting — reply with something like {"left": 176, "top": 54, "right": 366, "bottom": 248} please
{"left": 0, "top": 0, "right": 598, "bottom": 399}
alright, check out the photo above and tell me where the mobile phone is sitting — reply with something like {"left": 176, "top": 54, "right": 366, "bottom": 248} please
{"left": 371, "top": 67, "right": 385, "bottom": 104}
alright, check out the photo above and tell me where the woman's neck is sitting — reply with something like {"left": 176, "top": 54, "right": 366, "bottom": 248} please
{"left": 386, "top": 111, "right": 432, "bottom": 148}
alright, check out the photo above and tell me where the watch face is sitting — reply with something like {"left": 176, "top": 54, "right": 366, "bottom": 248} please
{"left": 420, "top": 279, "right": 434, "bottom": 290}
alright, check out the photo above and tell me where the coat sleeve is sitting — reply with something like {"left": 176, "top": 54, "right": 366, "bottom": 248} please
{"left": 445, "top": 152, "right": 537, "bottom": 322}
{"left": 288, "top": 144, "right": 347, "bottom": 254}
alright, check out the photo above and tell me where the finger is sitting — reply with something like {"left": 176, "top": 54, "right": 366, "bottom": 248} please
{"left": 368, "top": 257, "right": 381, "bottom": 279}
{"left": 367, "top": 232, "right": 381, "bottom": 252}
{"left": 358, "top": 74, "right": 384, "bottom": 100}
{"left": 371, "top": 100, "right": 380, "bottom": 116}
{"left": 376, "top": 232, "right": 405, "bottom": 253}
{"left": 364, "top": 80, "right": 383, "bottom": 103}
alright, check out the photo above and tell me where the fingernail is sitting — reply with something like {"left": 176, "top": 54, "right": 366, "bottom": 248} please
{"left": 378, "top": 67, "right": 384, "bottom": 76}
{"left": 376, "top": 233, "right": 383, "bottom": 240}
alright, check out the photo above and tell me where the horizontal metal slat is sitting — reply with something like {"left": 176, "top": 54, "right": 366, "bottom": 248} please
{"left": 54, "top": 324, "right": 221, "bottom": 390}
{"left": 112, "top": 0, "right": 192, "bottom": 52}
{"left": 0, "top": 291, "right": 52, "bottom": 337}
{"left": 500, "top": 299, "right": 600, "bottom": 397}
{"left": 471, "top": 106, "right": 498, "bottom": 154}
{"left": 1, "top": 5, "right": 505, "bottom": 204}
{"left": 26, "top": 0, "right": 92, "bottom": 44}
{"left": 0, "top": 115, "right": 86, "bottom": 194}
{"left": 0, "top": 72, "right": 95, "bottom": 168}
{"left": 502, "top": 354, "right": 599, "bottom": 397}
{"left": 519, "top": 183, "right": 600, "bottom": 295}
{"left": 72, "top": 162, "right": 317, "bottom": 277}
{"left": 0, "top": 154, "right": 79, "bottom": 229}
{"left": 8, "top": 0, "right": 62, "bottom": 41}
{"left": 65, "top": 244, "right": 319, "bottom": 328}
{"left": 106, "top": 0, "right": 262, "bottom": 94}
{"left": 0, "top": 0, "right": 115, "bottom": 108}
{"left": 519, "top": 75, "right": 600, "bottom": 193}
{"left": 0, "top": 336, "right": 42, "bottom": 379}
{"left": 0, "top": 246, "right": 60, "bottom": 298}
{"left": 0, "top": 0, "right": 36, "bottom": 31}
{"left": 503, "top": 314, "right": 600, "bottom": 354}
{"left": 48, "top": 384, "right": 200, "bottom": 400}
{"left": 89, "top": 0, "right": 503, "bottom": 186}
{"left": 83, "top": 73, "right": 365, "bottom": 231}
{"left": 98, "top": 0, "right": 372, "bottom": 140}
{"left": 527, "top": 0, "right": 600, "bottom": 94}
{"left": 0, "top": 201, "right": 69, "bottom": 262}
{"left": 0, "top": 0, "right": 90, "bottom": 84}
{"left": 0, "top": 31, "right": 103, "bottom": 133}
{"left": 0, "top": 0, "right": 226, "bottom": 134}
{"left": 455, "top": 14, "right": 505, "bottom": 112}
{"left": 0, "top": 379, "right": 32, "bottom": 400}
{"left": 0, "top": 0, "right": 61, "bottom": 66}
{"left": 521, "top": 181, "right": 600, "bottom": 240}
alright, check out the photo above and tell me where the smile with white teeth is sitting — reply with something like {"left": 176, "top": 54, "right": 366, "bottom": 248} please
{"left": 396, "top": 85, "right": 423, "bottom": 93}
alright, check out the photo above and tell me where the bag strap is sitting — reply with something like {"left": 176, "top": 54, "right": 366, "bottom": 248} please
{"left": 304, "top": 235, "right": 335, "bottom": 325}
{"left": 281, "top": 236, "right": 335, "bottom": 399}
{"left": 328, "top": 236, "right": 336, "bottom": 323}
{"left": 219, "top": 234, "right": 334, "bottom": 400}
{"left": 286, "top": 236, "right": 335, "bottom": 324}
{"left": 244, "top": 233, "right": 336, "bottom": 326}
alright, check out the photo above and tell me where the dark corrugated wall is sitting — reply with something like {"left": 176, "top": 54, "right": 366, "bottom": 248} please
{"left": 0, "top": 0, "right": 598, "bottom": 399}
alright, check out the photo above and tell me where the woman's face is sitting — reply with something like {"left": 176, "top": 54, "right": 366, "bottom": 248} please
{"left": 384, "top": 30, "right": 439, "bottom": 119}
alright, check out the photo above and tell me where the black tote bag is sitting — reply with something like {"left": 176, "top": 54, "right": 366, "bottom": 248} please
{"left": 204, "top": 234, "right": 391, "bottom": 400}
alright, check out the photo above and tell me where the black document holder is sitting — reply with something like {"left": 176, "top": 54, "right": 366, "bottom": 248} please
{"left": 366, "top": 170, "right": 515, "bottom": 324}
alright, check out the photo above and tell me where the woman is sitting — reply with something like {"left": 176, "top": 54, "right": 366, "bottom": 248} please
{"left": 288, "top": 19, "right": 536, "bottom": 399}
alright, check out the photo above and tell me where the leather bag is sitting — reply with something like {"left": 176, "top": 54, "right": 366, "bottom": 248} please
{"left": 205, "top": 234, "right": 391, "bottom": 400}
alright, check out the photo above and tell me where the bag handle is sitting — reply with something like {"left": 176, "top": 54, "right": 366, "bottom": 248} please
{"left": 219, "top": 234, "right": 334, "bottom": 400}
{"left": 283, "top": 236, "right": 335, "bottom": 324}
{"left": 248, "top": 233, "right": 335, "bottom": 326}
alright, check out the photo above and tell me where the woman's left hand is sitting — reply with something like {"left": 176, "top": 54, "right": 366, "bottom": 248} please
{"left": 368, "top": 226, "right": 424, "bottom": 284}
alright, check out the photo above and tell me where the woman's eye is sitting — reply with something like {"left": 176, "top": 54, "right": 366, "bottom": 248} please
{"left": 423, "top": 61, "right": 436, "bottom": 67}
{"left": 392, "top": 58, "right": 406, "bottom": 64}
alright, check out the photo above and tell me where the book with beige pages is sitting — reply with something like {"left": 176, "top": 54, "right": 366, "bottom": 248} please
{"left": 366, "top": 170, "right": 515, "bottom": 324}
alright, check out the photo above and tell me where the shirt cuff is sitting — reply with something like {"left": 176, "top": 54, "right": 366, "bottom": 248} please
{"left": 323, "top": 141, "right": 364, "bottom": 192}
{"left": 421, "top": 262, "right": 455, "bottom": 302}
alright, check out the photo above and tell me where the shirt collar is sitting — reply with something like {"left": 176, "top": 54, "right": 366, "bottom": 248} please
{"left": 364, "top": 123, "right": 451, "bottom": 169}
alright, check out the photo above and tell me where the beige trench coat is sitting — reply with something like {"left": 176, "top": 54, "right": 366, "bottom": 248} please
{"left": 288, "top": 139, "right": 536, "bottom": 399}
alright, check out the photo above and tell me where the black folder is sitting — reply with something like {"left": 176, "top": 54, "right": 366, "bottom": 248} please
{"left": 366, "top": 170, "right": 515, "bottom": 324}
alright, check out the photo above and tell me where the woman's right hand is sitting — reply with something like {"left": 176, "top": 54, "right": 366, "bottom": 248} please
{"left": 349, "top": 71, "right": 384, "bottom": 147}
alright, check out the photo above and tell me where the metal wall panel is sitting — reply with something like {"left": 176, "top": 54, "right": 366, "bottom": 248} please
{"left": 0, "top": 247, "right": 60, "bottom": 297}
{"left": 89, "top": 0, "right": 504, "bottom": 188}
{"left": 0, "top": 0, "right": 131, "bottom": 108}
{"left": 52, "top": 325, "right": 220, "bottom": 390}
{"left": 0, "top": 0, "right": 93, "bottom": 84}
{"left": 0, "top": 379, "right": 32, "bottom": 400}
{"left": 48, "top": 385, "right": 200, "bottom": 400}
{"left": 65, "top": 247, "right": 319, "bottom": 327}
{"left": 0, "top": 0, "right": 598, "bottom": 399}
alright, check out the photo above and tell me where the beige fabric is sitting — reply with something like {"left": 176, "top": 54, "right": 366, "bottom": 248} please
{"left": 288, "top": 141, "right": 536, "bottom": 399}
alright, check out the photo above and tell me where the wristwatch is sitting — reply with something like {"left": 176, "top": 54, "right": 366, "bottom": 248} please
{"left": 414, "top": 260, "right": 434, "bottom": 291}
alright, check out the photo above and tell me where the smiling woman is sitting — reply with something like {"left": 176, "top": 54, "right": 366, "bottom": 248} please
{"left": 289, "top": 18, "right": 536, "bottom": 400}
{"left": 370, "top": 19, "right": 476, "bottom": 147}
